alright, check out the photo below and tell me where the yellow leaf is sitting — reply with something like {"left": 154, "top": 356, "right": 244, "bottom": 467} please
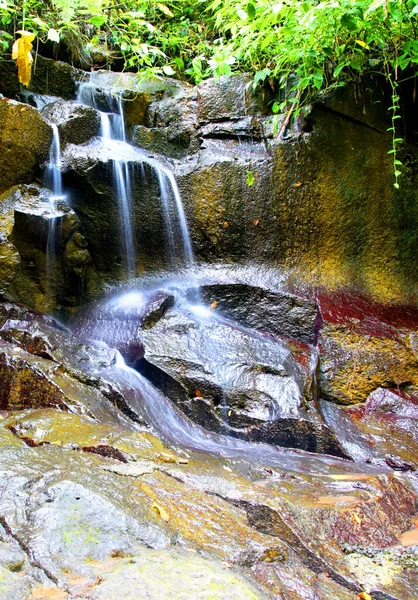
{"left": 294, "top": 181, "right": 303, "bottom": 187}
{"left": 357, "top": 593, "right": 372, "bottom": 600}
{"left": 210, "top": 301, "right": 218, "bottom": 309}
{"left": 12, "top": 30, "right": 35, "bottom": 88}
{"left": 30, "top": 586, "right": 67, "bottom": 599}
{"left": 352, "top": 512, "right": 362, "bottom": 525}
{"left": 151, "top": 501, "right": 170, "bottom": 522}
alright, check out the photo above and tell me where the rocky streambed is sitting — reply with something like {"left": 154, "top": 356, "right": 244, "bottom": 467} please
{"left": 0, "top": 268, "right": 418, "bottom": 600}
{"left": 0, "top": 57, "right": 417, "bottom": 599}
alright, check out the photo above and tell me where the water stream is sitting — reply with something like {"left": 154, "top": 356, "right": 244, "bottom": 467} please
{"left": 44, "top": 123, "right": 65, "bottom": 309}
{"left": 76, "top": 73, "right": 194, "bottom": 274}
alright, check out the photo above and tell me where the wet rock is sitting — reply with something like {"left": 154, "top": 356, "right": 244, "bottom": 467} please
{"left": 132, "top": 86, "right": 199, "bottom": 158}
{"left": 319, "top": 320, "right": 418, "bottom": 405}
{"left": 41, "top": 98, "right": 100, "bottom": 145}
{"left": 0, "top": 232, "right": 20, "bottom": 297}
{"left": 90, "top": 550, "right": 264, "bottom": 600}
{"left": 1, "top": 184, "right": 95, "bottom": 311}
{"left": 0, "top": 97, "right": 52, "bottom": 193}
{"left": 187, "top": 283, "right": 319, "bottom": 343}
{"left": 71, "top": 290, "right": 174, "bottom": 367}
{"left": 0, "top": 303, "right": 139, "bottom": 427}
{"left": 137, "top": 306, "right": 344, "bottom": 454}
{"left": 0, "top": 55, "right": 80, "bottom": 100}
{"left": 322, "top": 388, "right": 418, "bottom": 470}
{"left": 197, "top": 75, "right": 271, "bottom": 123}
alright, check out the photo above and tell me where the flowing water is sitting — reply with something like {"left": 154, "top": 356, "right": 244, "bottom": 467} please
{"left": 76, "top": 73, "right": 194, "bottom": 274}
{"left": 44, "top": 123, "right": 65, "bottom": 309}
{"left": 63, "top": 78, "right": 386, "bottom": 474}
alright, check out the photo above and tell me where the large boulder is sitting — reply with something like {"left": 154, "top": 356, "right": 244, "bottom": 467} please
{"left": 0, "top": 97, "right": 52, "bottom": 192}
{"left": 136, "top": 304, "right": 344, "bottom": 455}
{"left": 0, "top": 55, "right": 80, "bottom": 99}
{"left": 1, "top": 185, "right": 96, "bottom": 312}
{"left": 41, "top": 98, "right": 100, "bottom": 145}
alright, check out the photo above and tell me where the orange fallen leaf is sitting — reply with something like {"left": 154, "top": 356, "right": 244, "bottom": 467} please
{"left": 352, "top": 512, "right": 362, "bottom": 525}
{"left": 30, "top": 586, "right": 67, "bottom": 600}
{"left": 316, "top": 495, "right": 357, "bottom": 506}
{"left": 398, "top": 527, "right": 418, "bottom": 547}
{"left": 294, "top": 181, "right": 302, "bottom": 187}
{"left": 253, "top": 219, "right": 259, "bottom": 226}
{"left": 152, "top": 501, "right": 170, "bottom": 522}
{"left": 223, "top": 221, "right": 229, "bottom": 228}
{"left": 195, "top": 389, "right": 202, "bottom": 397}
{"left": 210, "top": 301, "right": 218, "bottom": 309}
{"left": 357, "top": 593, "right": 372, "bottom": 600}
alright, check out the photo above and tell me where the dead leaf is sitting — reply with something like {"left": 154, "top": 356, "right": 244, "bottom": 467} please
{"left": 328, "top": 474, "right": 372, "bottom": 481}
{"left": 399, "top": 526, "right": 418, "bottom": 547}
{"left": 352, "top": 512, "right": 362, "bottom": 525}
{"left": 195, "top": 389, "right": 202, "bottom": 397}
{"left": 101, "top": 462, "right": 155, "bottom": 477}
{"left": 253, "top": 219, "right": 259, "bottom": 226}
{"left": 223, "top": 221, "right": 229, "bottom": 228}
{"left": 152, "top": 501, "right": 170, "bottom": 522}
{"left": 357, "top": 593, "right": 372, "bottom": 600}
{"left": 228, "top": 410, "right": 232, "bottom": 416}
{"left": 315, "top": 495, "right": 357, "bottom": 506}
{"left": 210, "top": 301, "right": 218, "bottom": 309}
{"left": 12, "top": 30, "right": 35, "bottom": 88}
{"left": 294, "top": 181, "right": 302, "bottom": 187}
{"left": 30, "top": 586, "right": 67, "bottom": 599}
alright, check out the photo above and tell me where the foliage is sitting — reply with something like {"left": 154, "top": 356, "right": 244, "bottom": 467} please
{"left": 1, "top": 0, "right": 418, "bottom": 184}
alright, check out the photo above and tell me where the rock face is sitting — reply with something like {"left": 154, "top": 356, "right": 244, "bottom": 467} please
{"left": 318, "top": 291, "right": 418, "bottom": 405}
{"left": 0, "top": 97, "right": 52, "bottom": 193}
{"left": 0, "top": 184, "right": 96, "bottom": 312}
{"left": 41, "top": 99, "right": 100, "bottom": 145}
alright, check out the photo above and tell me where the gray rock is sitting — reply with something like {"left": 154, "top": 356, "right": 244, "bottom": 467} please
{"left": 187, "top": 283, "right": 319, "bottom": 344}
{"left": 42, "top": 99, "right": 100, "bottom": 145}
{"left": 197, "top": 75, "right": 272, "bottom": 123}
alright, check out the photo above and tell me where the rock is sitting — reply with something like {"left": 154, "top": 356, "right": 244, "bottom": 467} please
{"left": 41, "top": 99, "right": 100, "bottom": 145}
{"left": 62, "top": 139, "right": 178, "bottom": 278}
{"left": 0, "top": 97, "right": 52, "bottom": 193}
{"left": 0, "top": 302, "right": 140, "bottom": 427}
{"left": 71, "top": 290, "right": 174, "bottom": 367}
{"left": 90, "top": 549, "right": 263, "bottom": 600}
{"left": 318, "top": 320, "right": 418, "bottom": 405}
{"left": 1, "top": 184, "right": 95, "bottom": 311}
{"left": 0, "top": 55, "right": 80, "bottom": 100}
{"left": 131, "top": 86, "right": 199, "bottom": 158}
{"left": 187, "top": 283, "right": 319, "bottom": 343}
{"left": 322, "top": 388, "right": 418, "bottom": 470}
{"left": 197, "top": 75, "right": 271, "bottom": 123}
{"left": 0, "top": 232, "right": 20, "bottom": 297}
{"left": 137, "top": 305, "right": 344, "bottom": 454}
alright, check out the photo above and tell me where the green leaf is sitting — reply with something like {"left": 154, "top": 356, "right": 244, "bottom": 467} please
{"left": 246, "top": 3, "right": 256, "bottom": 19}
{"left": 89, "top": 15, "right": 106, "bottom": 27}
{"left": 157, "top": 4, "right": 174, "bottom": 17}
{"left": 246, "top": 170, "right": 255, "bottom": 187}
{"left": 341, "top": 14, "right": 358, "bottom": 31}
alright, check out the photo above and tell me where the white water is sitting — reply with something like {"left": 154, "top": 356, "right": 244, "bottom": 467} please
{"left": 45, "top": 124, "right": 66, "bottom": 308}
{"left": 76, "top": 72, "right": 195, "bottom": 273}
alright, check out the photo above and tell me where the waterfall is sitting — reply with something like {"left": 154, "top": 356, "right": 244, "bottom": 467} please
{"left": 44, "top": 124, "right": 65, "bottom": 310}
{"left": 76, "top": 72, "right": 195, "bottom": 275}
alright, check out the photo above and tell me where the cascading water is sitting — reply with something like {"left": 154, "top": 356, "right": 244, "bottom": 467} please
{"left": 44, "top": 123, "right": 65, "bottom": 309}
{"left": 76, "top": 72, "right": 195, "bottom": 273}
{"left": 77, "top": 75, "right": 136, "bottom": 277}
